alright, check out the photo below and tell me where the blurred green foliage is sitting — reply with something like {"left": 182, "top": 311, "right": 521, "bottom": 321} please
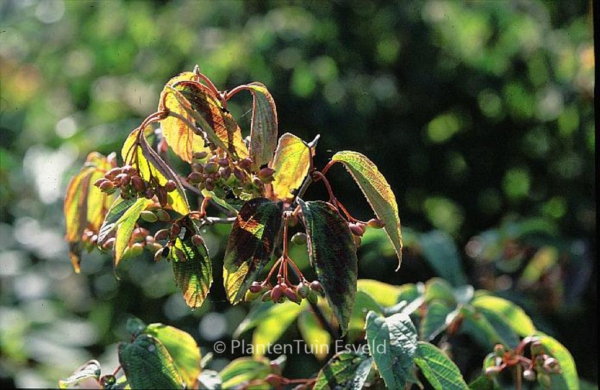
{"left": 0, "top": 0, "right": 594, "bottom": 387}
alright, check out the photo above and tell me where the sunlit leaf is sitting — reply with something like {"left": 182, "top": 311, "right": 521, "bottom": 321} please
{"left": 121, "top": 127, "right": 189, "bottom": 216}
{"left": 233, "top": 82, "right": 278, "bottom": 170}
{"left": 471, "top": 295, "right": 535, "bottom": 337}
{"left": 166, "top": 80, "right": 248, "bottom": 159}
{"left": 251, "top": 301, "right": 303, "bottom": 357}
{"left": 144, "top": 323, "right": 201, "bottom": 388}
{"left": 58, "top": 359, "right": 102, "bottom": 389}
{"left": 271, "top": 133, "right": 311, "bottom": 202}
{"left": 298, "top": 199, "right": 357, "bottom": 336}
{"left": 298, "top": 309, "right": 331, "bottom": 361}
{"left": 357, "top": 279, "right": 402, "bottom": 307}
{"left": 223, "top": 198, "right": 283, "bottom": 304}
{"left": 535, "top": 331, "right": 579, "bottom": 390}
{"left": 365, "top": 311, "right": 418, "bottom": 389}
{"left": 97, "top": 197, "right": 137, "bottom": 245}
{"left": 113, "top": 197, "right": 153, "bottom": 269}
{"left": 64, "top": 152, "right": 116, "bottom": 272}
{"left": 348, "top": 291, "right": 382, "bottom": 344}
{"left": 118, "top": 334, "right": 183, "bottom": 389}
{"left": 459, "top": 305, "right": 516, "bottom": 350}
{"left": 313, "top": 352, "right": 373, "bottom": 390}
{"left": 158, "top": 72, "right": 210, "bottom": 163}
{"left": 414, "top": 342, "right": 469, "bottom": 390}
{"left": 424, "top": 278, "right": 457, "bottom": 306}
{"left": 331, "top": 151, "right": 402, "bottom": 269}
{"left": 169, "top": 216, "right": 212, "bottom": 308}
{"left": 219, "top": 356, "right": 271, "bottom": 389}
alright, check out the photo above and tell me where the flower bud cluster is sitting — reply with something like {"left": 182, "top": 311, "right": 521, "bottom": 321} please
{"left": 245, "top": 279, "right": 325, "bottom": 305}
{"left": 186, "top": 152, "right": 275, "bottom": 200}
{"left": 348, "top": 218, "right": 385, "bottom": 247}
{"left": 94, "top": 165, "right": 177, "bottom": 207}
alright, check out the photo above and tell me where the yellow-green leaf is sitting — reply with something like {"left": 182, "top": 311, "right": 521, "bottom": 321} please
{"left": 357, "top": 279, "right": 402, "bottom": 307}
{"left": 270, "top": 133, "right": 311, "bottom": 202}
{"left": 219, "top": 357, "right": 271, "bottom": 389}
{"left": 114, "top": 197, "right": 153, "bottom": 269}
{"left": 158, "top": 72, "right": 210, "bottom": 163}
{"left": 331, "top": 151, "right": 403, "bottom": 269}
{"left": 298, "top": 309, "right": 331, "bottom": 361}
{"left": 535, "top": 331, "right": 579, "bottom": 390}
{"left": 471, "top": 295, "right": 536, "bottom": 337}
{"left": 252, "top": 301, "right": 303, "bottom": 357}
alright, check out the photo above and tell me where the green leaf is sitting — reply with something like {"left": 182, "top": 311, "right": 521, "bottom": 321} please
{"left": 252, "top": 301, "right": 303, "bottom": 356}
{"left": 97, "top": 197, "right": 137, "bottom": 245}
{"left": 459, "top": 305, "right": 516, "bottom": 350}
{"left": 64, "top": 152, "right": 116, "bottom": 272}
{"left": 158, "top": 72, "right": 210, "bottom": 163}
{"left": 475, "top": 307, "right": 520, "bottom": 349}
{"left": 144, "top": 323, "right": 201, "bottom": 388}
{"left": 223, "top": 198, "right": 283, "bottom": 304}
{"left": 357, "top": 279, "right": 402, "bottom": 307}
{"left": 313, "top": 352, "right": 373, "bottom": 390}
{"left": 58, "top": 359, "right": 102, "bottom": 389}
{"left": 348, "top": 291, "right": 383, "bottom": 344}
{"left": 118, "top": 334, "right": 183, "bottom": 389}
{"left": 331, "top": 151, "right": 403, "bottom": 269}
{"left": 298, "top": 309, "right": 332, "bottom": 361}
{"left": 234, "top": 83, "right": 278, "bottom": 170}
{"left": 170, "top": 216, "right": 212, "bottom": 308}
{"left": 414, "top": 342, "right": 469, "bottom": 390}
{"left": 424, "top": 277, "right": 457, "bottom": 306}
{"left": 471, "top": 295, "right": 536, "bottom": 337}
{"left": 270, "top": 133, "right": 311, "bottom": 202}
{"left": 219, "top": 356, "right": 271, "bottom": 389}
{"left": 365, "top": 311, "right": 418, "bottom": 389}
{"left": 418, "top": 230, "right": 467, "bottom": 286}
{"left": 121, "top": 127, "right": 190, "bottom": 216}
{"left": 467, "top": 374, "right": 499, "bottom": 390}
{"left": 420, "top": 300, "right": 453, "bottom": 341}
{"left": 126, "top": 317, "right": 147, "bottom": 338}
{"left": 113, "top": 197, "right": 153, "bottom": 269}
{"left": 298, "top": 199, "right": 358, "bottom": 336}
{"left": 535, "top": 331, "right": 579, "bottom": 390}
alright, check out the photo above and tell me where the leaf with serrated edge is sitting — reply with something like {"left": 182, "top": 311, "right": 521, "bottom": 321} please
{"left": 365, "top": 311, "right": 417, "bottom": 389}
{"left": 219, "top": 356, "right": 271, "bottom": 389}
{"left": 169, "top": 216, "right": 212, "bottom": 308}
{"left": 64, "top": 152, "right": 116, "bottom": 272}
{"left": 118, "top": 334, "right": 182, "bottom": 389}
{"left": 223, "top": 198, "right": 282, "bottom": 303}
{"left": 234, "top": 82, "right": 278, "bottom": 170}
{"left": 298, "top": 199, "right": 357, "bottom": 336}
{"left": 270, "top": 133, "right": 311, "bottom": 202}
{"left": 313, "top": 352, "right": 373, "bottom": 390}
{"left": 114, "top": 198, "right": 153, "bottom": 269}
{"left": 158, "top": 72, "right": 210, "bottom": 163}
{"left": 144, "top": 323, "right": 201, "bottom": 388}
{"left": 332, "top": 151, "right": 402, "bottom": 269}
{"left": 121, "top": 127, "right": 189, "bottom": 216}
{"left": 414, "top": 342, "right": 469, "bottom": 390}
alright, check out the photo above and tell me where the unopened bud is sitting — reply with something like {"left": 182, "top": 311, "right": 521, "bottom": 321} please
{"left": 367, "top": 218, "right": 386, "bottom": 229}
{"left": 349, "top": 222, "right": 366, "bottom": 237}
{"left": 191, "top": 234, "right": 204, "bottom": 246}
{"left": 258, "top": 167, "right": 276, "bottom": 183}
{"left": 271, "top": 285, "right": 283, "bottom": 302}
{"left": 523, "top": 369, "right": 536, "bottom": 382}
{"left": 164, "top": 180, "right": 177, "bottom": 193}
{"left": 187, "top": 172, "right": 203, "bottom": 184}
{"left": 204, "top": 162, "right": 219, "bottom": 174}
{"left": 140, "top": 211, "right": 158, "bottom": 223}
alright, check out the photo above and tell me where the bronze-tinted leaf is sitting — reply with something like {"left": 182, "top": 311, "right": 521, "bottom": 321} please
{"left": 170, "top": 216, "right": 212, "bottom": 308}
{"left": 223, "top": 198, "right": 283, "bottom": 304}
{"left": 64, "top": 152, "right": 116, "bottom": 272}
{"left": 298, "top": 199, "right": 357, "bottom": 336}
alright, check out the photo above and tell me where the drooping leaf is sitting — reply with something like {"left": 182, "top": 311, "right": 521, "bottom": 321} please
{"left": 64, "top": 152, "right": 116, "bottom": 272}
{"left": 270, "top": 133, "right": 311, "bottom": 202}
{"left": 535, "top": 331, "right": 579, "bottom": 390}
{"left": 58, "top": 359, "right": 102, "bottom": 389}
{"left": 169, "top": 216, "right": 212, "bottom": 308}
{"left": 219, "top": 356, "right": 271, "bottom": 389}
{"left": 121, "top": 127, "right": 190, "bottom": 216}
{"left": 252, "top": 301, "right": 303, "bottom": 357}
{"left": 118, "top": 334, "right": 183, "bottom": 389}
{"left": 365, "top": 311, "right": 418, "bottom": 389}
{"left": 357, "top": 279, "right": 402, "bottom": 307}
{"left": 223, "top": 198, "right": 283, "bottom": 304}
{"left": 157, "top": 72, "right": 210, "bottom": 163}
{"left": 366, "top": 311, "right": 418, "bottom": 388}
{"left": 331, "top": 151, "right": 403, "bottom": 269}
{"left": 97, "top": 197, "right": 137, "bottom": 245}
{"left": 233, "top": 82, "right": 278, "bottom": 170}
{"left": 471, "top": 295, "right": 536, "bottom": 337}
{"left": 144, "top": 323, "right": 201, "bottom": 388}
{"left": 113, "top": 197, "right": 153, "bottom": 269}
{"left": 418, "top": 230, "right": 467, "bottom": 287}
{"left": 298, "top": 199, "right": 358, "bottom": 336}
{"left": 313, "top": 352, "right": 373, "bottom": 390}
{"left": 414, "top": 342, "right": 469, "bottom": 390}
{"left": 298, "top": 309, "right": 332, "bottom": 361}
{"left": 420, "top": 300, "right": 453, "bottom": 341}
{"left": 166, "top": 80, "right": 248, "bottom": 159}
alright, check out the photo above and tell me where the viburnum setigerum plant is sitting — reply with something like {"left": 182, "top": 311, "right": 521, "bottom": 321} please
{"left": 61, "top": 68, "right": 579, "bottom": 390}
